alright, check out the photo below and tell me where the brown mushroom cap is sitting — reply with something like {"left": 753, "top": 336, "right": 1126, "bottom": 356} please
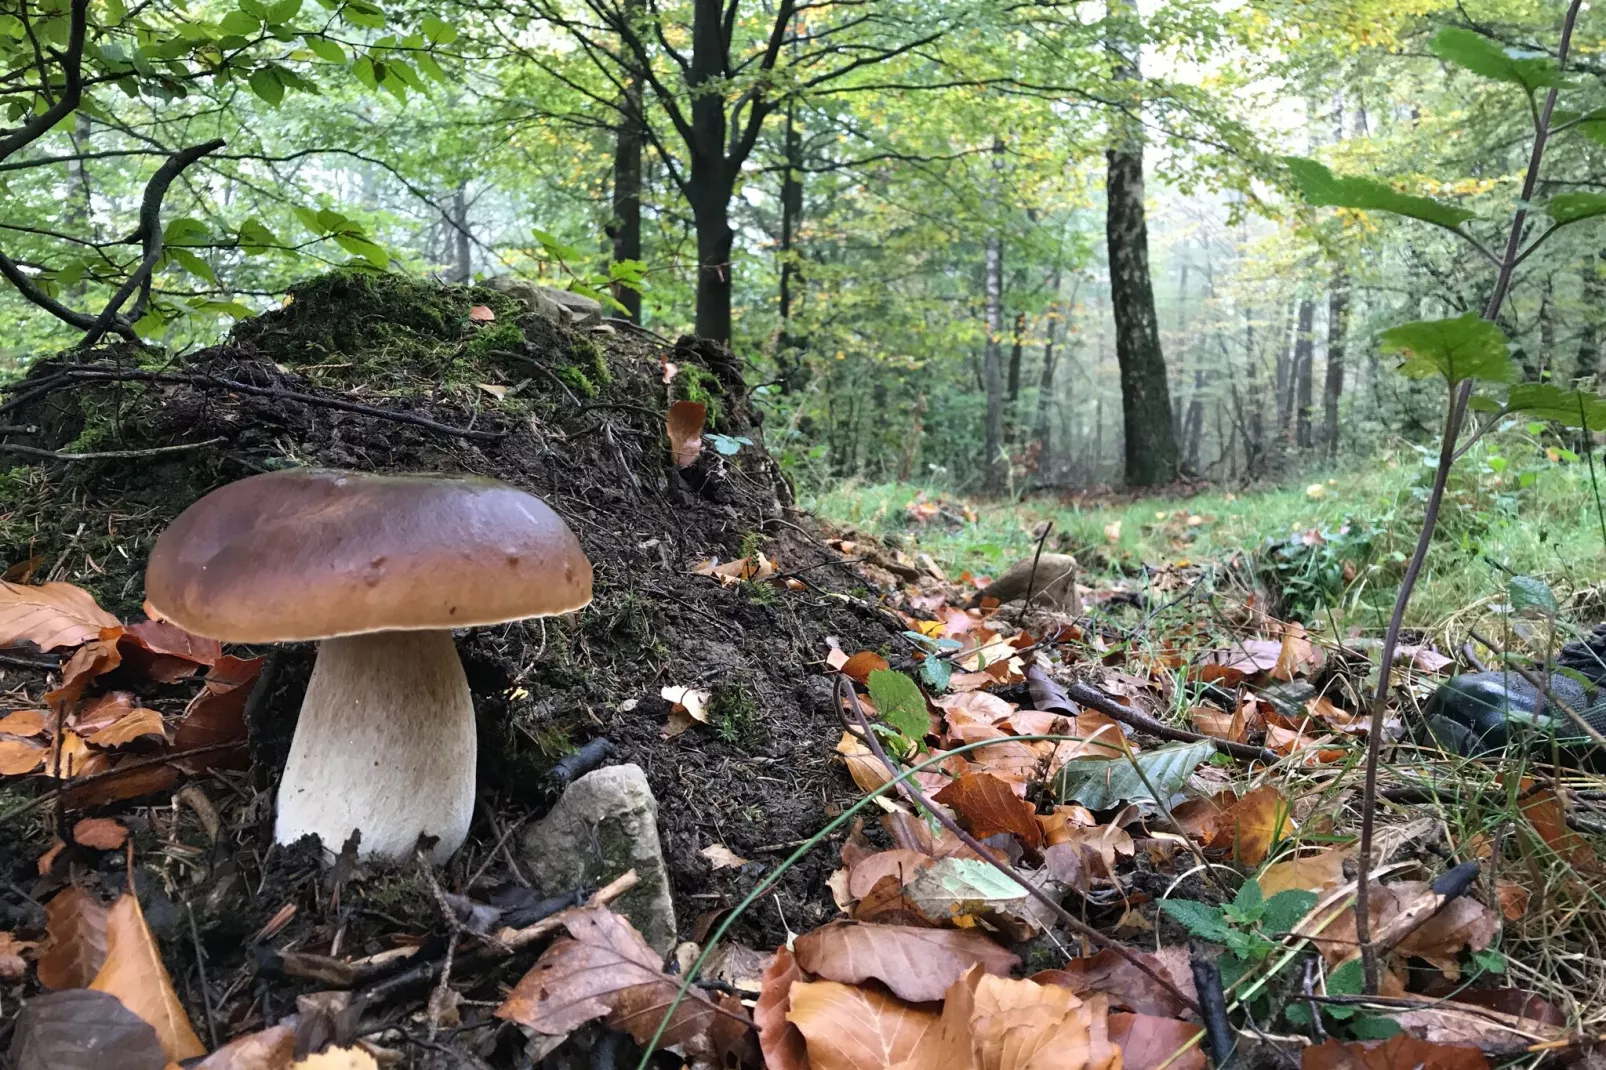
{"left": 145, "top": 469, "right": 593, "bottom": 643}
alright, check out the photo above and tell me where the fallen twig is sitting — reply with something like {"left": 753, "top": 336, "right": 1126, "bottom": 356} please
{"left": 0, "top": 436, "right": 226, "bottom": 462}
{"left": 1056, "top": 675, "right": 1279, "bottom": 764}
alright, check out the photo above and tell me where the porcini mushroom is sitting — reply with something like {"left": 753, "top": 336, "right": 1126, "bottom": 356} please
{"left": 144, "top": 468, "right": 592, "bottom": 862}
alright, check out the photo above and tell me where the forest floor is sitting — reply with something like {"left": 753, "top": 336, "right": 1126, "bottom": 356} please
{"left": 0, "top": 276, "right": 1603, "bottom": 1070}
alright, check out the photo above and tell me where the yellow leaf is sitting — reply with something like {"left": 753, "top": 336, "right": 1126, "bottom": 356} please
{"left": 90, "top": 890, "right": 206, "bottom": 1062}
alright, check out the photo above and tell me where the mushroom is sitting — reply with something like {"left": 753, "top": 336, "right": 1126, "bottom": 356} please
{"left": 144, "top": 468, "right": 592, "bottom": 862}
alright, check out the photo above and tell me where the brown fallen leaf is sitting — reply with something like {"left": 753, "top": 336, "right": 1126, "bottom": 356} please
{"left": 1259, "top": 849, "right": 1349, "bottom": 899}
{"left": 87, "top": 707, "right": 168, "bottom": 748}
{"left": 1272, "top": 621, "right": 1317, "bottom": 681}
{"left": 191, "top": 1024, "right": 296, "bottom": 1068}
{"left": 0, "top": 930, "right": 37, "bottom": 979}
{"left": 792, "top": 921, "right": 1019, "bottom": 1004}
{"left": 0, "top": 580, "right": 121, "bottom": 652}
{"left": 1304, "top": 881, "right": 1498, "bottom": 976}
{"left": 173, "top": 655, "right": 261, "bottom": 769}
{"left": 837, "top": 730, "right": 893, "bottom": 793}
{"left": 1302, "top": 1033, "right": 1489, "bottom": 1070}
{"left": 1494, "top": 880, "right": 1530, "bottom": 921}
{"left": 667, "top": 399, "right": 707, "bottom": 467}
{"left": 0, "top": 708, "right": 48, "bottom": 735}
{"left": 840, "top": 650, "right": 891, "bottom": 683}
{"left": 786, "top": 980, "right": 940, "bottom": 1070}
{"left": 661, "top": 684, "right": 712, "bottom": 738}
{"left": 495, "top": 907, "right": 743, "bottom": 1059}
{"left": 1189, "top": 705, "right": 1245, "bottom": 743}
{"left": 975, "top": 978, "right": 1117, "bottom": 1070}
{"left": 8, "top": 988, "right": 168, "bottom": 1070}
{"left": 36, "top": 886, "right": 109, "bottom": 990}
{"left": 1035, "top": 945, "right": 1197, "bottom": 1018}
{"left": 72, "top": 818, "right": 129, "bottom": 850}
{"left": 755, "top": 947, "right": 810, "bottom": 1070}
{"left": 702, "top": 843, "right": 750, "bottom": 870}
{"left": 1517, "top": 787, "right": 1600, "bottom": 872}
{"left": 290, "top": 1049, "right": 380, "bottom": 1069}
{"left": 90, "top": 889, "right": 207, "bottom": 1062}
{"left": 61, "top": 756, "right": 182, "bottom": 810}
{"left": 116, "top": 619, "right": 221, "bottom": 683}
{"left": 44, "top": 637, "right": 123, "bottom": 717}
{"left": 1109, "top": 1012, "right": 1206, "bottom": 1070}
{"left": 0, "top": 734, "right": 47, "bottom": 774}
{"left": 847, "top": 849, "right": 936, "bottom": 899}
{"left": 934, "top": 772, "right": 1045, "bottom": 850}
{"left": 1207, "top": 786, "right": 1294, "bottom": 866}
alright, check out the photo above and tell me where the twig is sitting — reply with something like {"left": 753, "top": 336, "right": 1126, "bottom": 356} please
{"left": 0, "top": 652, "right": 64, "bottom": 670}
{"left": 1061, "top": 679, "right": 1279, "bottom": 764}
{"left": 0, "top": 740, "right": 246, "bottom": 822}
{"left": 416, "top": 849, "right": 466, "bottom": 1041}
{"left": 833, "top": 675, "right": 1202, "bottom": 1016}
{"left": 0, "top": 436, "right": 225, "bottom": 462}
{"left": 1020, "top": 521, "right": 1054, "bottom": 625}
{"left": 187, "top": 900, "right": 220, "bottom": 1050}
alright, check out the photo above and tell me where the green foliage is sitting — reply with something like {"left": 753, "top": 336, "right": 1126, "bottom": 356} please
{"left": 1282, "top": 157, "right": 1476, "bottom": 230}
{"left": 1506, "top": 384, "right": 1606, "bottom": 429}
{"left": 1547, "top": 192, "right": 1606, "bottom": 226}
{"left": 1257, "top": 517, "right": 1383, "bottom": 620}
{"left": 866, "top": 668, "right": 929, "bottom": 746}
{"left": 1050, "top": 739, "right": 1216, "bottom": 808}
{"left": 1380, "top": 313, "right": 1516, "bottom": 385}
{"left": 1428, "top": 27, "right": 1569, "bottom": 93}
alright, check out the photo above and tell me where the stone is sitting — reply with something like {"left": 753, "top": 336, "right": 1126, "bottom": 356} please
{"left": 484, "top": 277, "right": 602, "bottom": 327}
{"left": 519, "top": 763, "right": 676, "bottom": 954}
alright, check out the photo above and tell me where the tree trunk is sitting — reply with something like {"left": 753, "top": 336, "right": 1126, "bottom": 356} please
{"left": 1293, "top": 298, "right": 1315, "bottom": 449}
{"left": 1322, "top": 274, "right": 1349, "bottom": 459}
{"left": 982, "top": 136, "right": 1007, "bottom": 493}
{"left": 1104, "top": 0, "right": 1177, "bottom": 486}
{"left": 1274, "top": 303, "right": 1294, "bottom": 435}
{"left": 451, "top": 183, "right": 472, "bottom": 283}
{"left": 1007, "top": 311, "right": 1027, "bottom": 405}
{"left": 1583, "top": 250, "right": 1605, "bottom": 377}
{"left": 610, "top": 43, "right": 644, "bottom": 323}
{"left": 777, "top": 97, "right": 806, "bottom": 390}
{"left": 689, "top": 0, "right": 734, "bottom": 343}
{"left": 1032, "top": 271, "right": 1064, "bottom": 464}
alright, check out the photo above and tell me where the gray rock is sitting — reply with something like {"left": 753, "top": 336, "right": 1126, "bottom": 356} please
{"left": 519, "top": 763, "right": 676, "bottom": 954}
{"left": 485, "top": 277, "right": 602, "bottom": 327}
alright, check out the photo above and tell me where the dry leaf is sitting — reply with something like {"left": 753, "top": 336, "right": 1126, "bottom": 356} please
{"left": 60, "top": 756, "right": 181, "bottom": 810}
{"left": 1207, "top": 787, "right": 1294, "bottom": 866}
{"left": 1494, "top": 880, "right": 1530, "bottom": 921}
{"left": 1035, "top": 946, "right": 1197, "bottom": 1018}
{"left": 0, "top": 580, "right": 121, "bottom": 651}
{"left": 37, "top": 886, "right": 109, "bottom": 990}
{"left": 477, "top": 382, "right": 509, "bottom": 400}
{"left": 495, "top": 907, "right": 741, "bottom": 1059}
{"left": 73, "top": 818, "right": 129, "bottom": 850}
{"left": 0, "top": 930, "right": 37, "bottom": 979}
{"left": 667, "top": 399, "right": 707, "bottom": 467}
{"left": 702, "top": 844, "right": 750, "bottom": 870}
{"left": 45, "top": 637, "right": 123, "bottom": 716}
{"left": 755, "top": 947, "right": 810, "bottom": 1070}
{"left": 0, "top": 708, "right": 48, "bottom": 735}
{"left": 1272, "top": 622, "right": 1317, "bottom": 681}
{"left": 1108, "top": 1012, "right": 1206, "bottom": 1070}
{"left": 90, "top": 889, "right": 207, "bottom": 1061}
{"left": 972, "top": 974, "right": 1118, "bottom": 1070}
{"left": 837, "top": 730, "right": 893, "bottom": 793}
{"left": 8, "top": 988, "right": 168, "bottom": 1070}
{"left": 192, "top": 1024, "right": 296, "bottom": 1068}
{"left": 117, "top": 620, "right": 220, "bottom": 682}
{"left": 786, "top": 980, "right": 939, "bottom": 1070}
{"left": 840, "top": 651, "right": 891, "bottom": 683}
{"left": 87, "top": 707, "right": 168, "bottom": 748}
{"left": 173, "top": 655, "right": 261, "bottom": 769}
{"left": 661, "top": 684, "right": 712, "bottom": 738}
{"left": 934, "top": 773, "right": 1045, "bottom": 850}
{"left": 1259, "top": 849, "right": 1348, "bottom": 899}
{"left": 1303, "top": 1033, "right": 1489, "bottom": 1070}
{"left": 1189, "top": 706, "right": 1245, "bottom": 743}
{"left": 290, "top": 1049, "right": 380, "bottom": 1069}
{"left": 0, "top": 734, "right": 47, "bottom": 774}
{"left": 792, "top": 921, "right": 1019, "bottom": 1004}
{"left": 847, "top": 850, "right": 936, "bottom": 899}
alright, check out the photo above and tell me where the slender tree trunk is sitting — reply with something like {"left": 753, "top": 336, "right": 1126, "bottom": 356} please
{"left": 777, "top": 97, "right": 806, "bottom": 389}
{"left": 1292, "top": 298, "right": 1316, "bottom": 448}
{"left": 982, "top": 136, "right": 1008, "bottom": 492}
{"left": 1583, "top": 250, "right": 1605, "bottom": 377}
{"left": 1007, "top": 311, "right": 1027, "bottom": 405}
{"left": 688, "top": 0, "right": 734, "bottom": 343}
{"left": 1032, "top": 270, "right": 1065, "bottom": 464}
{"left": 898, "top": 393, "right": 926, "bottom": 482}
{"left": 1104, "top": 0, "right": 1178, "bottom": 486}
{"left": 611, "top": 31, "right": 644, "bottom": 323}
{"left": 1274, "top": 303, "right": 1295, "bottom": 435}
{"left": 1322, "top": 274, "right": 1349, "bottom": 459}
{"left": 451, "top": 183, "right": 472, "bottom": 283}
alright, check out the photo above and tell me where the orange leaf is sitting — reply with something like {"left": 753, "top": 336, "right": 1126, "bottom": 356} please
{"left": 666, "top": 400, "right": 706, "bottom": 467}
{"left": 754, "top": 947, "right": 810, "bottom": 1070}
{"left": 0, "top": 735, "right": 47, "bottom": 774}
{"left": 1108, "top": 1012, "right": 1206, "bottom": 1070}
{"left": 1518, "top": 788, "right": 1599, "bottom": 871}
{"left": 1034, "top": 946, "right": 1197, "bottom": 1018}
{"left": 61, "top": 755, "right": 182, "bottom": 810}
{"left": 44, "top": 636, "right": 123, "bottom": 716}
{"left": 173, "top": 655, "right": 260, "bottom": 769}
{"left": 0, "top": 931, "right": 37, "bottom": 980}
{"left": 90, "top": 889, "right": 207, "bottom": 1062}
{"left": 840, "top": 650, "right": 890, "bottom": 684}
{"left": 1302, "top": 1033, "right": 1489, "bottom": 1070}
{"left": 1189, "top": 706, "right": 1245, "bottom": 743}
{"left": 0, "top": 579, "right": 121, "bottom": 652}
{"left": 36, "top": 886, "right": 109, "bottom": 990}
{"left": 836, "top": 731, "right": 892, "bottom": 793}
{"left": 0, "top": 708, "right": 47, "bottom": 736}
{"left": 117, "top": 619, "right": 221, "bottom": 683}
{"left": 1259, "top": 849, "right": 1348, "bottom": 899}
{"left": 792, "top": 921, "right": 1019, "bottom": 1004}
{"left": 847, "top": 850, "right": 937, "bottom": 899}
{"left": 1207, "top": 787, "right": 1294, "bottom": 865}
{"left": 87, "top": 707, "right": 169, "bottom": 748}
{"left": 191, "top": 1024, "right": 296, "bottom": 1068}
{"left": 934, "top": 772, "right": 1045, "bottom": 849}
{"left": 73, "top": 817, "right": 129, "bottom": 850}
{"left": 973, "top": 975, "right": 1118, "bottom": 1070}
{"left": 786, "top": 980, "right": 939, "bottom": 1070}
{"left": 1272, "top": 622, "right": 1316, "bottom": 681}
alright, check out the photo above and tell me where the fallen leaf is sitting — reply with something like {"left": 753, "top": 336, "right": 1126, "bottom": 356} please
{"left": 60, "top": 756, "right": 181, "bottom": 810}
{"left": 0, "top": 930, "right": 37, "bottom": 979}
{"left": 37, "top": 886, "right": 109, "bottom": 990}
{"left": 1303, "top": 1033, "right": 1489, "bottom": 1070}
{"left": 72, "top": 818, "right": 129, "bottom": 850}
{"left": 1189, "top": 706, "right": 1245, "bottom": 743}
{"left": 661, "top": 358, "right": 679, "bottom": 384}
{"left": 973, "top": 973, "right": 1118, "bottom": 1070}
{"left": 786, "top": 980, "right": 939, "bottom": 1070}
{"left": 1045, "top": 825, "right": 1135, "bottom": 888}
{"left": 290, "top": 1050, "right": 380, "bottom": 1069}
{"left": 495, "top": 907, "right": 740, "bottom": 1059}
{"left": 87, "top": 707, "right": 168, "bottom": 748}
{"left": 116, "top": 620, "right": 220, "bottom": 683}
{"left": 661, "top": 684, "right": 712, "bottom": 738}
{"left": 667, "top": 399, "right": 707, "bottom": 467}
{"left": 45, "top": 729, "right": 93, "bottom": 777}
{"left": 468, "top": 304, "right": 496, "bottom": 322}
{"left": 1035, "top": 946, "right": 1197, "bottom": 1018}
{"left": 847, "top": 849, "right": 936, "bottom": 899}
{"left": 1494, "top": 880, "right": 1530, "bottom": 921}
{"left": 0, "top": 734, "right": 47, "bottom": 774}
{"left": 1272, "top": 622, "right": 1316, "bottom": 681}
{"left": 1518, "top": 787, "right": 1599, "bottom": 871}
{"left": 903, "top": 857, "right": 1029, "bottom": 924}
{"left": 837, "top": 730, "right": 893, "bottom": 793}
{"left": 7, "top": 988, "right": 168, "bottom": 1070}
{"left": 755, "top": 947, "right": 810, "bottom": 1070}
{"left": 0, "top": 708, "right": 48, "bottom": 735}
{"left": 0, "top": 580, "right": 121, "bottom": 652}
{"left": 190, "top": 1025, "right": 296, "bottom": 1068}
{"left": 1050, "top": 739, "right": 1217, "bottom": 810}
{"left": 1110, "top": 1012, "right": 1206, "bottom": 1070}
{"left": 934, "top": 772, "right": 1045, "bottom": 849}
{"left": 90, "top": 889, "right": 207, "bottom": 1061}
{"left": 477, "top": 382, "right": 510, "bottom": 400}
{"left": 1207, "top": 786, "right": 1294, "bottom": 866}
{"left": 1259, "top": 849, "right": 1348, "bottom": 899}
{"left": 44, "top": 637, "right": 123, "bottom": 716}
{"left": 173, "top": 655, "right": 260, "bottom": 769}
{"left": 793, "top": 920, "right": 1018, "bottom": 1004}
{"left": 702, "top": 844, "right": 750, "bottom": 870}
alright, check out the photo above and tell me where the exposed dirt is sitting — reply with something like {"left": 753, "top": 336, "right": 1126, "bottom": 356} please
{"left": 0, "top": 272, "right": 904, "bottom": 1064}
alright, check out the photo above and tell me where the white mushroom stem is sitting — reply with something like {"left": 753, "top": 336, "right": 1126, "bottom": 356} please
{"left": 274, "top": 630, "right": 475, "bottom": 863}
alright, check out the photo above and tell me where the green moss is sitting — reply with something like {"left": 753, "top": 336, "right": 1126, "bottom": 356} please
{"left": 464, "top": 320, "right": 526, "bottom": 364}
{"left": 677, "top": 363, "right": 723, "bottom": 422}
{"left": 712, "top": 683, "right": 762, "bottom": 747}
{"left": 569, "top": 336, "right": 613, "bottom": 389}
{"left": 558, "top": 365, "right": 599, "bottom": 398}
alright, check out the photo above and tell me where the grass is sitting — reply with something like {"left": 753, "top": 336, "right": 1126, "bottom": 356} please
{"left": 804, "top": 426, "right": 1606, "bottom": 646}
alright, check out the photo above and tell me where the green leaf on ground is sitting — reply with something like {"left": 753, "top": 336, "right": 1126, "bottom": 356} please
{"left": 903, "top": 858, "right": 1027, "bottom": 922}
{"left": 1049, "top": 738, "right": 1216, "bottom": 809}
{"left": 866, "top": 668, "right": 929, "bottom": 742}
{"left": 1159, "top": 898, "right": 1231, "bottom": 942}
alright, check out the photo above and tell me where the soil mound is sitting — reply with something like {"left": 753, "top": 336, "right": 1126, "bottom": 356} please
{"left": 0, "top": 273, "right": 897, "bottom": 1035}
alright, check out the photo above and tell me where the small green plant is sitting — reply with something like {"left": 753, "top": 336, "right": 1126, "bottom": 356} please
{"left": 712, "top": 685, "right": 761, "bottom": 746}
{"left": 1257, "top": 516, "right": 1382, "bottom": 620}
{"left": 866, "top": 668, "right": 929, "bottom": 754}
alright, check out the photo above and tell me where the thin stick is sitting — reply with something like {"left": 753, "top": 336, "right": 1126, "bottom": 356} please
{"left": 1062, "top": 679, "right": 1280, "bottom": 764}
{"left": 186, "top": 900, "right": 220, "bottom": 1050}
{"left": 1354, "top": 0, "right": 1585, "bottom": 993}
{"left": 0, "top": 436, "right": 225, "bottom": 462}
{"left": 833, "top": 675, "right": 1201, "bottom": 1016}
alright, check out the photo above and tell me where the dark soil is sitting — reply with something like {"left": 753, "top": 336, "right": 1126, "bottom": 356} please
{"left": 0, "top": 272, "right": 905, "bottom": 1066}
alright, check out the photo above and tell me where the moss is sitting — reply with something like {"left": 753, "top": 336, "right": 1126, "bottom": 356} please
{"left": 558, "top": 365, "right": 599, "bottom": 398}
{"left": 569, "top": 336, "right": 613, "bottom": 389}
{"left": 677, "top": 363, "right": 723, "bottom": 423}
{"left": 464, "top": 320, "right": 526, "bottom": 364}
{"left": 712, "top": 683, "right": 762, "bottom": 747}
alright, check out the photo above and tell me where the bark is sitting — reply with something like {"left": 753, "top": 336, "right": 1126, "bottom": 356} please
{"left": 898, "top": 393, "right": 926, "bottom": 482}
{"left": 1274, "top": 303, "right": 1294, "bottom": 434}
{"left": 982, "top": 137, "right": 1008, "bottom": 493}
{"left": 451, "top": 183, "right": 471, "bottom": 283}
{"left": 1322, "top": 274, "right": 1349, "bottom": 459}
{"left": 1007, "top": 311, "right": 1027, "bottom": 405}
{"left": 1583, "top": 250, "right": 1605, "bottom": 377}
{"left": 777, "top": 98, "right": 806, "bottom": 390}
{"left": 610, "top": 39, "right": 644, "bottom": 323}
{"left": 1292, "top": 297, "right": 1316, "bottom": 447}
{"left": 1032, "top": 272, "right": 1065, "bottom": 464}
{"left": 1104, "top": 0, "right": 1178, "bottom": 486}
